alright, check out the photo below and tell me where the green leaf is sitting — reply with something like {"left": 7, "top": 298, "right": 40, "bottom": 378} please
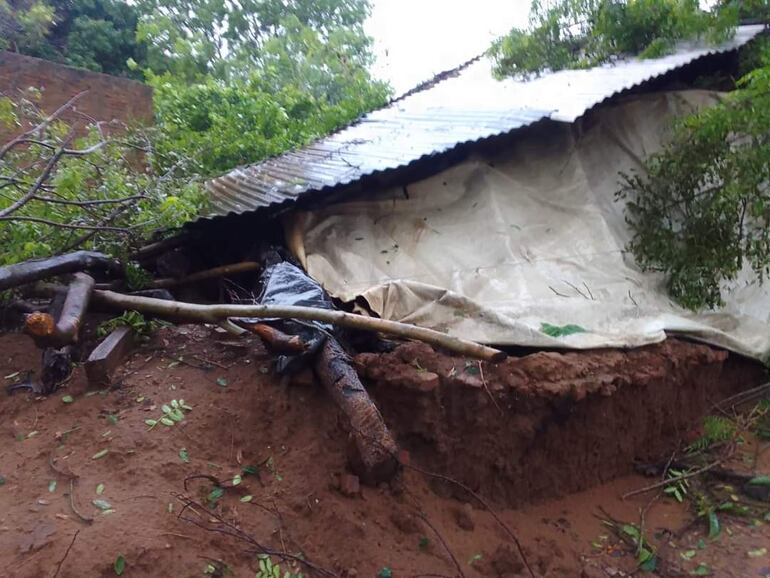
{"left": 107, "top": 414, "right": 119, "bottom": 425}
{"left": 145, "top": 419, "right": 158, "bottom": 427}
{"left": 48, "top": 480, "right": 57, "bottom": 493}
{"left": 161, "top": 404, "right": 172, "bottom": 414}
{"left": 748, "top": 476, "right": 770, "bottom": 486}
{"left": 93, "top": 499, "right": 112, "bottom": 510}
{"left": 707, "top": 510, "right": 721, "bottom": 539}
{"left": 748, "top": 547, "right": 767, "bottom": 558}
{"left": 232, "top": 474, "right": 242, "bottom": 486}
{"left": 240, "top": 495, "right": 253, "bottom": 503}
{"left": 92, "top": 449, "right": 109, "bottom": 460}
{"left": 61, "top": 395, "right": 74, "bottom": 404}
{"left": 160, "top": 417, "right": 175, "bottom": 426}
{"left": 377, "top": 568, "right": 393, "bottom": 578}
{"left": 179, "top": 448, "right": 190, "bottom": 463}
{"left": 691, "top": 563, "right": 711, "bottom": 576}
{"left": 168, "top": 408, "right": 185, "bottom": 422}
{"left": 96, "top": 483, "right": 105, "bottom": 495}
{"left": 216, "top": 377, "right": 228, "bottom": 387}
{"left": 208, "top": 486, "right": 224, "bottom": 505}
{"left": 681, "top": 549, "right": 697, "bottom": 560}
{"left": 540, "top": 323, "right": 587, "bottom": 338}
{"left": 114, "top": 554, "right": 126, "bottom": 576}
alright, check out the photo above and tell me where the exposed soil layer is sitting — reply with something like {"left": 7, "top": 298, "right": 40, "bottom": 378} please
{"left": 1, "top": 328, "right": 769, "bottom": 578}
{"left": 355, "top": 339, "right": 768, "bottom": 507}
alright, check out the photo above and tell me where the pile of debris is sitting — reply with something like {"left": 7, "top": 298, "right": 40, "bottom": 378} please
{"left": 0, "top": 245, "right": 504, "bottom": 484}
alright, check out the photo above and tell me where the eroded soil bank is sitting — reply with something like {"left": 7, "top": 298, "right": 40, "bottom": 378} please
{"left": 1, "top": 329, "right": 768, "bottom": 578}
{"left": 356, "top": 339, "right": 767, "bottom": 506}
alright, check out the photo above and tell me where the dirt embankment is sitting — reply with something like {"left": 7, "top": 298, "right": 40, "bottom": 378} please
{"left": 356, "top": 339, "right": 767, "bottom": 506}
{"left": 1, "top": 329, "right": 768, "bottom": 578}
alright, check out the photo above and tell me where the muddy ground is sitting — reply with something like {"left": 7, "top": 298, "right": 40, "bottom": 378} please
{"left": 1, "top": 327, "right": 769, "bottom": 578}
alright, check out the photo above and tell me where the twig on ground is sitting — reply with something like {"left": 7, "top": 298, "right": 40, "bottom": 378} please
{"left": 174, "top": 493, "right": 339, "bottom": 578}
{"left": 622, "top": 459, "right": 724, "bottom": 500}
{"left": 416, "top": 511, "right": 466, "bottom": 578}
{"left": 51, "top": 529, "right": 79, "bottom": 578}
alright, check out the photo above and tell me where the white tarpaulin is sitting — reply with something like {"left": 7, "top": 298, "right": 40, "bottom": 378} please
{"left": 285, "top": 91, "right": 770, "bottom": 363}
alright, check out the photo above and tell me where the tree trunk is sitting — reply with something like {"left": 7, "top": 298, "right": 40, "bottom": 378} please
{"left": 0, "top": 251, "right": 120, "bottom": 291}
{"left": 314, "top": 337, "right": 399, "bottom": 484}
{"left": 24, "top": 273, "right": 94, "bottom": 347}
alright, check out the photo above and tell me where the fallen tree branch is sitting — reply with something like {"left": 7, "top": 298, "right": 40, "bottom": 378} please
{"left": 239, "top": 322, "right": 308, "bottom": 353}
{"left": 90, "top": 290, "right": 506, "bottom": 362}
{"left": 25, "top": 273, "right": 94, "bottom": 346}
{"left": 148, "top": 261, "right": 260, "bottom": 289}
{"left": 0, "top": 215, "right": 131, "bottom": 232}
{"left": 0, "top": 251, "right": 121, "bottom": 291}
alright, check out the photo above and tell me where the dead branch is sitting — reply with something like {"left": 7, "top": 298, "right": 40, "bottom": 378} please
{"left": 315, "top": 337, "right": 399, "bottom": 484}
{"left": 174, "top": 493, "right": 339, "bottom": 578}
{"left": 52, "top": 530, "right": 80, "bottom": 578}
{"left": 416, "top": 511, "right": 466, "bottom": 578}
{"left": 130, "top": 233, "right": 191, "bottom": 262}
{"left": 0, "top": 215, "right": 131, "bottom": 232}
{"left": 90, "top": 290, "right": 506, "bottom": 362}
{"left": 148, "top": 261, "right": 260, "bottom": 289}
{"left": 0, "top": 251, "right": 121, "bottom": 291}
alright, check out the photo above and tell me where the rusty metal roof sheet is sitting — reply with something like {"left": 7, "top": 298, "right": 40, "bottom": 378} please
{"left": 201, "top": 25, "right": 764, "bottom": 222}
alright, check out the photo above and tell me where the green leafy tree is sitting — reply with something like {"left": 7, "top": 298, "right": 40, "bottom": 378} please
{"left": 489, "top": 0, "right": 739, "bottom": 78}
{"left": 618, "top": 39, "right": 770, "bottom": 310}
{"left": 135, "top": 0, "right": 372, "bottom": 81}
{"left": 0, "top": 91, "right": 205, "bottom": 265}
{"left": 1, "top": 0, "right": 147, "bottom": 77}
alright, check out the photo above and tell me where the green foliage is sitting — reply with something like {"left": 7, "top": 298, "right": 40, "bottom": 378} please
{"left": 688, "top": 416, "right": 738, "bottom": 452}
{"left": 619, "top": 45, "right": 770, "bottom": 309}
{"left": 255, "top": 555, "right": 302, "bottom": 578}
{"left": 0, "top": 93, "right": 206, "bottom": 266}
{"left": 663, "top": 468, "right": 690, "bottom": 502}
{"left": 0, "top": 0, "right": 147, "bottom": 77}
{"left": 540, "top": 322, "right": 587, "bottom": 337}
{"left": 144, "top": 398, "right": 192, "bottom": 429}
{"left": 97, "top": 310, "right": 163, "bottom": 338}
{"left": 149, "top": 70, "right": 388, "bottom": 177}
{"left": 489, "top": 0, "right": 739, "bottom": 78}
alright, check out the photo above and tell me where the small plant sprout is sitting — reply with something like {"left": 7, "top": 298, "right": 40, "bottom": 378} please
{"left": 256, "top": 555, "right": 302, "bottom": 578}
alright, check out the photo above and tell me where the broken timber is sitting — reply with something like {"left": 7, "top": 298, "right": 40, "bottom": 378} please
{"left": 91, "top": 290, "right": 505, "bottom": 362}
{"left": 24, "top": 273, "right": 94, "bottom": 347}
{"left": 85, "top": 327, "right": 135, "bottom": 387}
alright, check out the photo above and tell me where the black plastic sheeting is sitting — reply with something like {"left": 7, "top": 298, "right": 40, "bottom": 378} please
{"left": 241, "top": 255, "right": 334, "bottom": 373}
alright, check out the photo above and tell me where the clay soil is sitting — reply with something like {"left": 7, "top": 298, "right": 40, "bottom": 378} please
{"left": 1, "top": 327, "right": 769, "bottom": 578}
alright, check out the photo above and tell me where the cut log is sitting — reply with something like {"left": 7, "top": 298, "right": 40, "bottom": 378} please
{"left": 85, "top": 327, "right": 135, "bottom": 387}
{"left": 24, "top": 273, "right": 94, "bottom": 347}
{"left": 90, "top": 290, "right": 505, "bottom": 362}
{"left": 314, "top": 337, "right": 399, "bottom": 484}
{"left": 237, "top": 322, "right": 308, "bottom": 353}
{"left": 0, "top": 251, "right": 121, "bottom": 291}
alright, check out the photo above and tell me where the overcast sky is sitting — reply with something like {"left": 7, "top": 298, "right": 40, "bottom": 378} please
{"left": 365, "top": 1, "right": 531, "bottom": 95}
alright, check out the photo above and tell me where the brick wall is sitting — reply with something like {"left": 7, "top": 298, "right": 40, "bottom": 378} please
{"left": 0, "top": 51, "right": 152, "bottom": 138}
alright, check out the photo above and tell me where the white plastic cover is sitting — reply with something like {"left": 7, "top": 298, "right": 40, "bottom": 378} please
{"left": 285, "top": 91, "right": 770, "bottom": 363}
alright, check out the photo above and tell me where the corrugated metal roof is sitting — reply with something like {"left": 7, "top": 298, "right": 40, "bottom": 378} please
{"left": 202, "top": 25, "right": 764, "bottom": 222}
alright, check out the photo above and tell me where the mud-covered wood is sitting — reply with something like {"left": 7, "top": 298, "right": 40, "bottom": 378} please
{"left": 0, "top": 251, "right": 120, "bottom": 291}
{"left": 314, "top": 337, "right": 399, "bottom": 484}
{"left": 238, "top": 322, "right": 308, "bottom": 353}
{"left": 85, "top": 326, "right": 135, "bottom": 387}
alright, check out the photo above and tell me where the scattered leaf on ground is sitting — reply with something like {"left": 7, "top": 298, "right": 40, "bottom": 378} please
{"left": 114, "top": 554, "right": 126, "bottom": 575}
{"left": 216, "top": 377, "right": 228, "bottom": 387}
{"left": 92, "top": 449, "right": 109, "bottom": 460}
{"left": 232, "top": 474, "right": 242, "bottom": 486}
{"left": 681, "top": 550, "right": 696, "bottom": 560}
{"left": 48, "top": 480, "right": 56, "bottom": 493}
{"left": 691, "top": 563, "right": 711, "bottom": 576}
{"left": 749, "top": 548, "right": 768, "bottom": 558}
{"left": 96, "top": 483, "right": 105, "bottom": 495}
{"left": 92, "top": 499, "right": 112, "bottom": 510}
{"left": 61, "top": 395, "right": 74, "bottom": 404}
{"left": 179, "top": 448, "right": 190, "bottom": 463}
{"left": 240, "top": 495, "right": 253, "bottom": 503}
